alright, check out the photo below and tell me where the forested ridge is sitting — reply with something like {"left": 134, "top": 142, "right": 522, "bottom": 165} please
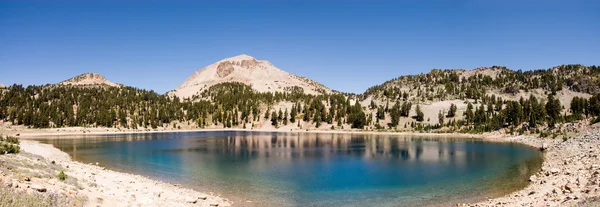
{"left": 1, "top": 64, "right": 600, "bottom": 134}
{"left": 0, "top": 83, "right": 366, "bottom": 130}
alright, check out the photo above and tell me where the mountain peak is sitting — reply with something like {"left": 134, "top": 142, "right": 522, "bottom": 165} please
{"left": 170, "top": 55, "right": 332, "bottom": 98}
{"left": 221, "top": 54, "right": 256, "bottom": 62}
{"left": 59, "top": 73, "right": 120, "bottom": 87}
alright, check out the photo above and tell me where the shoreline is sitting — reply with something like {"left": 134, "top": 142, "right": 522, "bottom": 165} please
{"left": 4, "top": 127, "right": 600, "bottom": 206}
{"left": 11, "top": 126, "right": 485, "bottom": 138}
{"left": 1, "top": 139, "right": 231, "bottom": 207}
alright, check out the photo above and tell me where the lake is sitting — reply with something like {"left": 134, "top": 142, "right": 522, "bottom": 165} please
{"left": 37, "top": 131, "right": 543, "bottom": 206}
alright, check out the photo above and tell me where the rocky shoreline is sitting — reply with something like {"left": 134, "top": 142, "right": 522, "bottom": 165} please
{"left": 0, "top": 140, "right": 231, "bottom": 207}
{"left": 470, "top": 132, "right": 600, "bottom": 206}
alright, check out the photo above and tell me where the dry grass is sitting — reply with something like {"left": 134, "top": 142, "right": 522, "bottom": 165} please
{"left": 0, "top": 150, "right": 86, "bottom": 206}
{"left": 0, "top": 185, "right": 87, "bottom": 207}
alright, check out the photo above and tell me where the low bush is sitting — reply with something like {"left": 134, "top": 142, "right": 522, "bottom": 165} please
{"left": 4, "top": 136, "right": 20, "bottom": 145}
{"left": 58, "top": 171, "right": 67, "bottom": 181}
{"left": 0, "top": 142, "right": 20, "bottom": 154}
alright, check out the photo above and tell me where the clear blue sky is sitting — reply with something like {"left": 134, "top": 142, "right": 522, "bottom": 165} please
{"left": 1, "top": 1, "right": 599, "bottom": 94}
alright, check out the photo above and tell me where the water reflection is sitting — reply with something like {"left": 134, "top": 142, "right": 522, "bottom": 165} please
{"left": 38, "top": 131, "right": 542, "bottom": 207}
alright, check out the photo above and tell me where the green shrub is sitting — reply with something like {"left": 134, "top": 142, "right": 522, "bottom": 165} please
{"left": 58, "top": 171, "right": 67, "bottom": 181}
{"left": 5, "top": 136, "right": 19, "bottom": 145}
{"left": 0, "top": 142, "right": 20, "bottom": 154}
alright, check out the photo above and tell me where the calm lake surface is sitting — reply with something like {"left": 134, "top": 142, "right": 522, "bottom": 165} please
{"left": 38, "top": 131, "right": 543, "bottom": 206}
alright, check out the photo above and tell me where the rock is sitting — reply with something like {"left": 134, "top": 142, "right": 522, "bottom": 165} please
{"left": 565, "top": 184, "right": 577, "bottom": 191}
{"left": 24, "top": 177, "right": 31, "bottom": 182}
{"left": 592, "top": 164, "right": 600, "bottom": 170}
{"left": 185, "top": 197, "right": 198, "bottom": 204}
{"left": 199, "top": 195, "right": 207, "bottom": 200}
{"left": 541, "top": 142, "right": 549, "bottom": 151}
{"left": 210, "top": 203, "right": 219, "bottom": 206}
{"left": 153, "top": 191, "right": 162, "bottom": 198}
{"left": 30, "top": 185, "right": 46, "bottom": 192}
{"left": 51, "top": 161, "right": 55, "bottom": 164}
{"left": 529, "top": 175, "right": 537, "bottom": 182}
{"left": 129, "top": 193, "right": 136, "bottom": 201}
{"left": 550, "top": 168, "right": 561, "bottom": 175}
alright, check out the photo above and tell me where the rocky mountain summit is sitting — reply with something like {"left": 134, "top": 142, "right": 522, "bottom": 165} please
{"left": 170, "top": 54, "right": 332, "bottom": 99}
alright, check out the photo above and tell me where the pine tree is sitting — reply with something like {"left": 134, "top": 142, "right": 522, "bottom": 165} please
{"left": 290, "top": 105, "right": 297, "bottom": 123}
{"left": 283, "top": 109, "right": 288, "bottom": 125}
{"left": 447, "top": 103, "right": 457, "bottom": 117}
{"left": 271, "top": 111, "right": 278, "bottom": 126}
{"left": 415, "top": 105, "right": 424, "bottom": 122}
{"left": 545, "top": 94, "right": 562, "bottom": 128}
{"left": 464, "top": 103, "right": 474, "bottom": 124}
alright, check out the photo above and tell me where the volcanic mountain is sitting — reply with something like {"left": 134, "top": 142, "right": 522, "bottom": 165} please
{"left": 59, "top": 73, "right": 121, "bottom": 87}
{"left": 170, "top": 54, "right": 332, "bottom": 99}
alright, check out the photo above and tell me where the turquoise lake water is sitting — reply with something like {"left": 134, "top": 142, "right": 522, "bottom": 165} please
{"left": 38, "top": 131, "right": 543, "bottom": 206}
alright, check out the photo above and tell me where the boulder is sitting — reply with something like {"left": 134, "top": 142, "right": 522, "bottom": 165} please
{"left": 540, "top": 142, "right": 549, "bottom": 151}
{"left": 550, "top": 168, "right": 561, "bottom": 175}
{"left": 529, "top": 175, "right": 537, "bottom": 182}
{"left": 30, "top": 185, "right": 46, "bottom": 192}
{"left": 185, "top": 197, "right": 198, "bottom": 204}
{"left": 565, "top": 184, "right": 577, "bottom": 191}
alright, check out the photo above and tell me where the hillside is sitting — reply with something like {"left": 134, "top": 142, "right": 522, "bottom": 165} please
{"left": 170, "top": 54, "right": 332, "bottom": 99}
{"left": 59, "top": 73, "right": 121, "bottom": 87}
{"left": 363, "top": 65, "right": 600, "bottom": 102}
{"left": 1, "top": 63, "right": 599, "bottom": 136}
{"left": 360, "top": 64, "right": 600, "bottom": 128}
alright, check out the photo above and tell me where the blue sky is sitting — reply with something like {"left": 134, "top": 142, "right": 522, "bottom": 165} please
{"left": 1, "top": 1, "right": 599, "bottom": 94}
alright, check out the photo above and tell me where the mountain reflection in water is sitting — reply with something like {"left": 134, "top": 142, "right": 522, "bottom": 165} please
{"left": 39, "top": 131, "right": 542, "bottom": 207}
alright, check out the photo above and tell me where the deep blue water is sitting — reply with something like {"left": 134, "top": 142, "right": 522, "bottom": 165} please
{"left": 38, "top": 131, "right": 543, "bottom": 206}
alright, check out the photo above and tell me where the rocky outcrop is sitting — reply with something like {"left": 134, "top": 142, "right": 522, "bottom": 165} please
{"left": 216, "top": 62, "right": 235, "bottom": 78}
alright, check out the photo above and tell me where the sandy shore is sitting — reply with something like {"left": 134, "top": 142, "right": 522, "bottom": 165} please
{"left": 4, "top": 126, "right": 600, "bottom": 206}
{"left": 0, "top": 140, "right": 231, "bottom": 207}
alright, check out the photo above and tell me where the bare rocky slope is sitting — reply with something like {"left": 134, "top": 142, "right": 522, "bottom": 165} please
{"left": 170, "top": 54, "right": 333, "bottom": 99}
{"left": 59, "top": 73, "right": 121, "bottom": 87}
